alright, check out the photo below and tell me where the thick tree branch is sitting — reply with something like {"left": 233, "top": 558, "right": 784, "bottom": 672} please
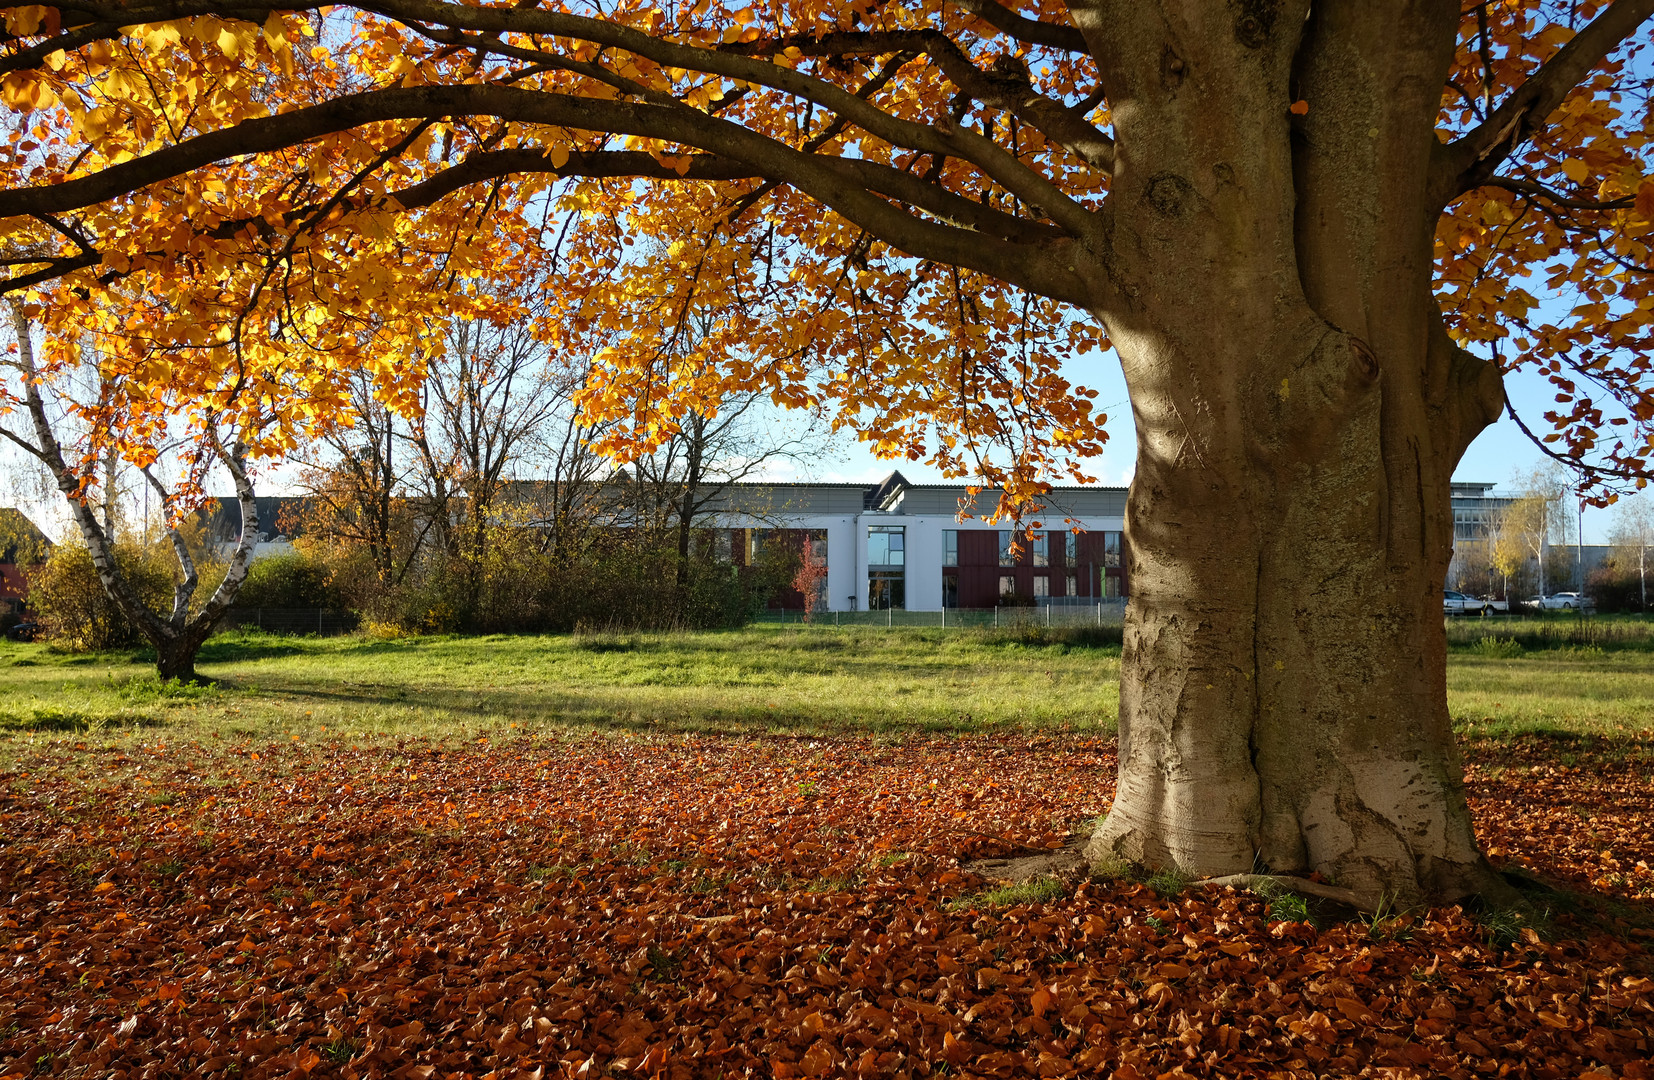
{"left": 0, "top": 3, "right": 326, "bottom": 75}
{"left": 39, "top": 0, "right": 996, "bottom": 179}
{"left": 139, "top": 465, "right": 200, "bottom": 628}
{"left": 0, "top": 84, "right": 1095, "bottom": 304}
{"left": 0, "top": 250, "right": 101, "bottom": 295}
{"left": 1433, "top": 0, "right": 1654, "bottom": 205}
{"left": 945, "top": 0, "right": 1088, "bottom": 52}
{"left": 193, "top": 426, "right": 263, "bottom": 631}
{"left": 388, "top": 148, "right": 1063, "bottom": 245}
{"left": 34, "top": 0, "right": 1105, "bottom": 234}
{"left": 2, "top": 147, "right": 1051, "bottom": 295}
{"left": 357, "top": 0, "right": 1108, "bottom": 239}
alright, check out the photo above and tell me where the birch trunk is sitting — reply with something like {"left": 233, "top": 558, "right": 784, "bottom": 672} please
{"left": 8, "top": 301, "right": 262, "bottom": 684}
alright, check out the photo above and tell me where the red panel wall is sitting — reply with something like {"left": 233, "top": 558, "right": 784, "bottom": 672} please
{"left": 947, "top": 527, "right": 1128, "bottom": 605}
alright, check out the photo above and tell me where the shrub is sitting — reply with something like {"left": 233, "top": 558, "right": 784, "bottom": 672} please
{"left": 364, "top": 575, "right": 466, "bottom": 635}
{"left": 295, "top": 524, "right": 787, "bottom": 637}
{"left": 1586, "top": 564, "right": 1649, "bottom": 614}
{"left": 234, "top": 552, "right": 342, "bottom": 609}
{"left": 1469, "top": 636, "right": 1524, "bottom": 659}
{"left": 28, "top": 541, "right": 174, "bottom": 650}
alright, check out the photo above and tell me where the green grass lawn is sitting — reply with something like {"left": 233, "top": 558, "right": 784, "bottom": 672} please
{"left": 2, "top": 619, "right": 1650, "bottom": 752}
{"left": 0, "top": 625, "right": 1124, "bottom": 746}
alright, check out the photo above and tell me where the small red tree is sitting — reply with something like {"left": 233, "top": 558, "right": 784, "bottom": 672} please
{"left": 791, "top": 534, "right": 828, "bottom": 621}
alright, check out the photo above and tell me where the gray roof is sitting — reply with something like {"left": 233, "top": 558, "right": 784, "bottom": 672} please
{"left": 202, "top": 497, "right": 313, "bottom": 541}
{"left": 0, "top": 507, "right": 51, "bottom": 564}
{"left": 878, "top": 477, "right": 1128, "bottom": 518}
{"left": 705, "top": 471, "right": 1129, "bottom": 519}
{"left": 197, "top": 473, "right": 1132, "bottom": 537}
{"left": 695, "top": 482, "right": 874, "bottom": 516}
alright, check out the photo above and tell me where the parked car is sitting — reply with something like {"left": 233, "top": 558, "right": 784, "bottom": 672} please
{"left": 1523, "top": 592, "right": 1594, "bottom": 611}
{"left": 3, "top": 619, "right": 39, "bottom": 642}
{"left": 1443, "top": 590, "right": 1491, "bottom": 616}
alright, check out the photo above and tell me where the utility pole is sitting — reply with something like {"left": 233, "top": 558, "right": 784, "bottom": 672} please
{"left": 1577, "top": 493, "right": 1586, "bottom": 593}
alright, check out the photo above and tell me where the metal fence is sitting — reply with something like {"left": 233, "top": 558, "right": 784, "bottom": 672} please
{"left": 219, "top": 607, "right": 360, "bottom": 636}
{"left": 756, "top": 601, "right": 1127, "bottom": 629}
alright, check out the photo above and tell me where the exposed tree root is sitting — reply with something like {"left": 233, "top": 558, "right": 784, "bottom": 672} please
{"left": 1198, "top": 873, "right": 1365, "bottom": 908}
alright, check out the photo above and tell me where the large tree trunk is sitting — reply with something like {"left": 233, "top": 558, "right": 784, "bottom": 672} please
{"left": 1077, "top": 1, "right": 1514, "bottom": 904}
{"left": 155, "top": 630, "right": 209, "bottom": 684}
{"left": 1087, "top": 314, "right": 1510, "bottom": 903}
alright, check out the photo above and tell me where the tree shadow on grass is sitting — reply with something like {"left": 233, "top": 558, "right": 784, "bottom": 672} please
{"left": 0, "top": 706, "right": 167, "bottom": 733}
{"left": 211, "top": 677, "right": 1039, "bottom": 738}
{"left": 122, "top": 634, "right": 321, "bottom": 667}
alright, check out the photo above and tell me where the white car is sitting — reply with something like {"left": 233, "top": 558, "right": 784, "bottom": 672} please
{"left": 1522, "top": 593, "right": 1594, "bottom": 611}
{"left": 1443, "top": 590, "right": 1491, "bottom": 616}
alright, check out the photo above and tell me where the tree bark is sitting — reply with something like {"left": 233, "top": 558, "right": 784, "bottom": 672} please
{"left": 675, "top": 416, "right": 706, "bottom": 589}
{"left": 1078, "top": 0, "right": 1515, "bottom": 905}
{"left": 155, "top": 629, "right": 208, "bottom": 684}
{"left": 1087, "top": 315, "right": 1513, "bottom": 904}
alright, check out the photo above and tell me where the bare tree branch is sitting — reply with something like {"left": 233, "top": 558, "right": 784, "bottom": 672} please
{"left": 1478, "top": 175, "right": 1634, "bottom": 211}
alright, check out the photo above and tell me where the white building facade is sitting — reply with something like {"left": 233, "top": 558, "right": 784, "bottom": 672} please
{"left": 704, "top": 472, "right": 1130, "bottom": 612}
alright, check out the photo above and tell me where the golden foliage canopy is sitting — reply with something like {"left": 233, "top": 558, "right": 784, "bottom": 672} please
{"left": 1, "top": 0, "right": 1653, "bottom": 505}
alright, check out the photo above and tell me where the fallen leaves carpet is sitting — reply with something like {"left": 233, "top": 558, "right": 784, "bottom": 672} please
{"left": 0, "top": 733, "right": 1650, "bottom": 1079}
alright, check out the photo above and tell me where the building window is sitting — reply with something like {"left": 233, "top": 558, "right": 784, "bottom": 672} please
{"left": 1032, "top": 533, "right": 1049, "bottom": 567}
{"left": 869, "top": 526, "right": 905, "bottom": 610}
{"left": 943, "top": 529, "right": 958, "bottom": 567}
{"left": 1103, "top": 531, "right": 1122, "bottom": 568}
{"left": 942, "top": 574, "right": 958, "bottom": 608}
{"left": 999, "top": 574, "right": 1016, "bottom": 598}
{"left": 1066, "top": 572, "right": 1077, "bottom": 597}
{"left": 1064, "top": 531, "right": 1077, "bottom": 562}
{"left": 713, "top": 531, "right": 733, "bottom": 563}
{"left": 999, "top": 531, "right": 1016, "bottom": 566}
{"left": 1033, "top": 575, "right": 1049, "bottom": 597}
{"left": 869, "top": 571, "right": 905, "bottom": 610}
{"left": 1104, "top": 574, "right": 1121, "bottom": 599}
{"left": 868, "top": 526, "right": 905, "bottom": 567}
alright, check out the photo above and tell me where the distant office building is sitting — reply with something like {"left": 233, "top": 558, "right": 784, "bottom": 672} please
{"left": 1450, "top": 482, "right": 1515, "bottom": 543}
{"left": 693, "top": 471, "right": 1129, "bottom": 612}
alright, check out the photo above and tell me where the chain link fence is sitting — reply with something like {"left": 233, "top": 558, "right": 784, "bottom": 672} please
{"left": 219, "top": 608, "right": 360, "bottom": 636}
{"left": 756, "top": 601, "right": 1128, "bottom": 629}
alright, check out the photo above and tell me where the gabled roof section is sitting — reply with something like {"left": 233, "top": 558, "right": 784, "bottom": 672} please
{"left": 865, "top": 470, "right": 910, "bottom": 511}
{"left": 0, "top": 507, "right": 52, "bottom": 565}
{"left": 202, "top": 497, "right": 314, "bottom": 542}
